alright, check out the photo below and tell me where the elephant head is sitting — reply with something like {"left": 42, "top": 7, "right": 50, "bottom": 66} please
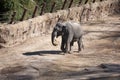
{"left": 51, "top": 22, "right": 65, "bottom": 46}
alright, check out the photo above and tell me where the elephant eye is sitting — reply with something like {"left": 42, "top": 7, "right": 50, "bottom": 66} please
{"left": 54, "top": 26, "right": 59, "bottom": 30}
{"left": 53, "top": 28, "right": 58, "bottom": 32}
{"left": 54, "top": 27, "right": 57, "bottom": 31}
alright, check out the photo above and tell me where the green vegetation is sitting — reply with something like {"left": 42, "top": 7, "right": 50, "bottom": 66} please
{"left": 0, "top": 0, "right": 35, "bottom": 22}
{"left": 0, "top": 0, "right": 101, "bottom": 23}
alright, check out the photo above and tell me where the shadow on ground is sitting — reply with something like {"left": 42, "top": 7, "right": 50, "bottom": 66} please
{"left": 23, "top": 50, "right": 62, "bottom": 56}
{"left": 63, "top": 63, "right": 120, "bottom": 80}
{"left": 0, "top": 63, "right": 120, "bottom": 80}
{"left": 0, "top": 75, "right": 34, "bottom": 80}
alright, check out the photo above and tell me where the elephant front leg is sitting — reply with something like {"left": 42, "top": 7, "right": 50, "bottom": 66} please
{"left": 66, "top": 36, "right": 73, "bottom": 54}
{"left": 65, "top": 42, "right": 71, "bottom": 54}
{"left": 61, "top": 38, "right": 66, "bottom": 53}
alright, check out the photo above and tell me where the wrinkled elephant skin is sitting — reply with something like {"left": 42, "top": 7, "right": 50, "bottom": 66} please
{"left": 51, "top": 21, "right": 84, "bottom": 54}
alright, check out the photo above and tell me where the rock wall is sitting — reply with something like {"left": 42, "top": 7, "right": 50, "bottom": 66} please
{"left": 0, "top": 0, "right": 120, "bottom": 48}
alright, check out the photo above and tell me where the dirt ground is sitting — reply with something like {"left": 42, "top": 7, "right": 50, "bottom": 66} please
{"left": 0, "top": 15, "right": 120, "bottom": 80}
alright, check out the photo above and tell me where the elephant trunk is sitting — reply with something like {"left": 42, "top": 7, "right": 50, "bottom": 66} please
{"left": 51, "top": 32, "right": 58, "bottom": 46}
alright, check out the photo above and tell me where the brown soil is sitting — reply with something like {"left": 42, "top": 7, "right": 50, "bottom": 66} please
{"left": 0, "top": 15, "right": 120, "bottom": 80}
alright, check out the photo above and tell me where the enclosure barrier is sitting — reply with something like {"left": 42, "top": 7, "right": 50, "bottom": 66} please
{"left": 1, "top": 0, "right": 105, "bottom": 24}
{"left": 0, "top": 0, "right": 120, "bottom": 48}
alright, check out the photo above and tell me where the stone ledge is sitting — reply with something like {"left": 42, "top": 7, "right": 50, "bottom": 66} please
{"left": 0, "top": 0, "right": 119, "bottom": 48}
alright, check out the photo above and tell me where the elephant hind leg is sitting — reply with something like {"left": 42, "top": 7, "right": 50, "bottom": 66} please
{"left": 77, "top": 37, "right": 83, "bottom": 52}
{"left": 81, "top": 39, "right": 84, "bottom": 49}
{"left": 77, "top": 41, "right": 81, "bottom": 52}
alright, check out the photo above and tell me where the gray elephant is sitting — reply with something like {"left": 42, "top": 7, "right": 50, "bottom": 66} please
{"left": 51, "top": 21, "right": 84, "bottom": 54}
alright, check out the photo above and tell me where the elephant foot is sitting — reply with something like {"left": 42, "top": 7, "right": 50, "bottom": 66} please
{"left": 61, "top": 50, "right": 70, "bottom": 55}
{"left": 62, "top": 50, "right": 65, "bottom": 53}
{"left": 61, "top": 50, "right": 66, "bottom": 55}
{"left": 78, "top": 49, "right": 81, "bottom": 52}
{"left": 61, "top": 49, "right": 66, "bottom": 53}
{"left": 78, "top": 50, "right": 82, "bottom": 53}
{"left": 60, "top": 52, "right": 65, "bottom": 55}
{"left": 68, "top": 51, "right": 73, "bottom": 54}
{"left": 61, "top": 49, "right": 73, "bottom": 54}
{"left": 61, "top": 48, "right": 65, "bottom": 52}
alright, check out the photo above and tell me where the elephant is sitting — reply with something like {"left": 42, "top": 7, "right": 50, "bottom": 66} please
{"left": 51, "top": 21, "right": 84, "bottom": 54}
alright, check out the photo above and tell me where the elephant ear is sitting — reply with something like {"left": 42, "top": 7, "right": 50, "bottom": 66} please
{"left": 62, "top": 26, "right": 68, "bottom": 35}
